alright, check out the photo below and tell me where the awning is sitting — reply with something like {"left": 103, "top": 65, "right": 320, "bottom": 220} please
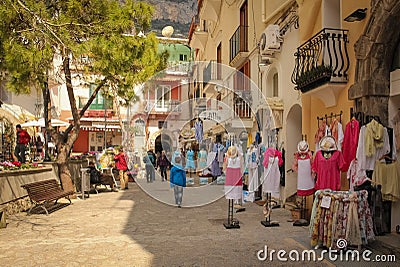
{"left": 81, "top": 124, "right": 121, "bottom": 132}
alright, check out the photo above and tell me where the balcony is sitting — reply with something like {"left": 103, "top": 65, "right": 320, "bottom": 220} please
{"left": 229, "top": 25, "right": 249, "bottom": 67}
{"left": 202, "top": 60, "right": 223, "bottom": 94}
{"left": 189, "top": 15, "right": 209, "bottom": 52}
{"left": 166, "top": 62, "right": 192, "bottom": 75}
{"left": 291, "top": 28, "right": 349, "bottom": 107}
{"left": 145, "top": 100, "right": 182, "bottom": 114}
{"left": 233, "top": 96, "right": 251, "bottom": 118}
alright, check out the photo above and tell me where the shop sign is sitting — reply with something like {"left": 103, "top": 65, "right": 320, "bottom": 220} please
{"left": 199, "top": 109, "right": 230, "bottom": 123}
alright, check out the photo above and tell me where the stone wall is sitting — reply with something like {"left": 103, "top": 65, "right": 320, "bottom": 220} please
{"left": 0, "top": 167, "right": 57, "bottom": 215}
{"left": 0, "top": 159, "right": 90, "bottom": 215}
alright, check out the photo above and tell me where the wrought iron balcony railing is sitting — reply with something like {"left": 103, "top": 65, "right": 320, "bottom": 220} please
{"left": 291, "top": 28, "right": 349, "bottom": 93}
{"left": 229, "top": 25, "right": 248, "bottom": 62}
{"left": 234, "top": 96, "right": 251, "bottom": 118}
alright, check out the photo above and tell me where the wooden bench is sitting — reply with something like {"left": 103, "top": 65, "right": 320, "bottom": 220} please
{"left": 21, "top": 179, "right": 74, "bottom": 215}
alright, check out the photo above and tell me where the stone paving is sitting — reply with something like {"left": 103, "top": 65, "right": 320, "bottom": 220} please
{"left": 1, "top": 174, "right": 399, "bottom": 266}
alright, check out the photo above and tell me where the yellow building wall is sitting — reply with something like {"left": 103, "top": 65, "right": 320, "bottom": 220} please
{"left": 299, "top": 0, "right": 370, "bottom": 149}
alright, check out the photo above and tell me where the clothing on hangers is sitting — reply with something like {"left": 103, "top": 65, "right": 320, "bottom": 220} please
{"left": 372, "top": 160, "right": 400, "bottom": 201}
{"left": 342, "top": 118, "right": 360, "bottom": 172}
{"left": 356, "top": 121, "right": 391, "bottom": 171}
{"left": 195, "top": 120, "right": 203, "bottom": 144}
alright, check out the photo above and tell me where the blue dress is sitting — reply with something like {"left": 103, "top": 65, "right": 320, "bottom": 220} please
{"left": 185, "top": 149, "right": 196, "bottom": 169}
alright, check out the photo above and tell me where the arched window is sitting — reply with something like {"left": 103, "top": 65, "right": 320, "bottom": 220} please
{"left": 134, "top": 119, "right": 145, "bottom": 136}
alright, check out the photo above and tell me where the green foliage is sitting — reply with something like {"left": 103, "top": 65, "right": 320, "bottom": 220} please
{"left": 0, "top": 0, "right": 167, "bottom": 101}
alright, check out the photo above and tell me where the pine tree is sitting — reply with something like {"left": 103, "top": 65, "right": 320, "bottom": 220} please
{"left": 0, "top": 0, "right": 167, "bottom": 191}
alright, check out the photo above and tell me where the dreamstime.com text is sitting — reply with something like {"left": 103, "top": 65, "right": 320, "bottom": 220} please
{"left": 257, "top": 245, "right": 396, "bottom": 263}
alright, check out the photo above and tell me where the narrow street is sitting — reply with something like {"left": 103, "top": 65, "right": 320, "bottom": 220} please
{"left": 1, "top": 176, "right": 398, "bottom": 266}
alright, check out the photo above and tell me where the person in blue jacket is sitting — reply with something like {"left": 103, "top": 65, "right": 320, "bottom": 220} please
{"left": 170, "top": 156, "right": 186, "bottom": 208}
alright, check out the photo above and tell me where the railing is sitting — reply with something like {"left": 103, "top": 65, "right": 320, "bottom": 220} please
{"left": 291, "top": 28, "right": 349, "bottom": 93}
{"left": 145, "top": 100, "right": 182, "bottom": 113}
{"left": 203, "top": 60, "right": 221, "bottom": 85}
{"left": 166, "top": 62, "right": 192, "bottom": 74}
{"left": 234, "top": 97, "right": 251, "bottom": 118}
{"left": 229, "top": 25, "right": 248, "bottom": 62}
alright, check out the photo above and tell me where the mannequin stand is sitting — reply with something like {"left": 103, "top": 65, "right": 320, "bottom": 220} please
{"left": 293, "top": 196, "right": 309, "bottom": 227}
{"left": 261, "top": 192, "right": 279, "bottom": 227}
{"left": 234, "top": 199, "right": 246, "bottom": 213}
{"left": 224, "top": 199, "right": 240, "bottom": 229}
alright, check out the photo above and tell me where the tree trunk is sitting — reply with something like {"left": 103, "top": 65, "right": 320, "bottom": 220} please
{"left": 55, "top": 55, "right": 81, "bottom": 193}
{"left": 57, "top": 145, "right": 75, "bottom": 194}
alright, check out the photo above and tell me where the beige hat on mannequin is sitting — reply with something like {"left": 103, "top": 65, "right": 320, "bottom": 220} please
{"left": 226, "top": 146, "right": 238, "bottom": 158}
{"left": 297, "top": 140, "right": 309, "bottom": 153}
{"left": 319, "top": 136, "right": 337, "bottom": 152}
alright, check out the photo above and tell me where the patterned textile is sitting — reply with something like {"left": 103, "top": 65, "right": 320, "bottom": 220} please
{"left": 309, "top": 190, "right": 374, "bottom": 248}
{"left": 315, "top": 121, "right": 328, "bottom": 151}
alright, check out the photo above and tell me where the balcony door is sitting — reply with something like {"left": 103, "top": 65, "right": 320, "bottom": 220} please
{"left": 240, "top": 1, "right": 248, "bottom": 52}
{"left": 155, "top": 85, "right": 171, "bottom": 111}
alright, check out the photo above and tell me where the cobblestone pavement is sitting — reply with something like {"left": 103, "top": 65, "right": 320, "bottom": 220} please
{"left": 1, "top": 177, "right": 399, "bottom": 266}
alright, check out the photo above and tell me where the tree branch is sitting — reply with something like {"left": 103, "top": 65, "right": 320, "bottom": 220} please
{"left": 16, "top": 0, "right": 67, "bottom": 48}
{"left": 64, "top": 77, "right": 108, "bottom": 136}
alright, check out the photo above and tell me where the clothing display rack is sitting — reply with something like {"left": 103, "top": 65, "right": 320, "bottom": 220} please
{"left": 317, "top": 111, "right": 343, "bottom": 126}
{"left": 349, "top": 108, "right": 382, "bottom": 127}
{"left": 261, "top": 192, "right": 280, "bottom": 227}
{"left": 309, "top": 189, "right": 374, "bottom": 249}
{"left": 223, "top": 199, "right": 240, "bottom": 229}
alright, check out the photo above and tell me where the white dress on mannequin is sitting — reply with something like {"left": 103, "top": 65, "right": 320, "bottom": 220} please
{"left": 262, "top": 156, "right": 281, "bottom": 199}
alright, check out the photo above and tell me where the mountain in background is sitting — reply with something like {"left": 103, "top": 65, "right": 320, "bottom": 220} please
{"left": 144, "top": 0, "right": 198, "bottom": 38}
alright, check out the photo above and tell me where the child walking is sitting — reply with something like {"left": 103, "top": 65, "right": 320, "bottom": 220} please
{"left": 170, "top": 156, "right": 186, "bottom": 208}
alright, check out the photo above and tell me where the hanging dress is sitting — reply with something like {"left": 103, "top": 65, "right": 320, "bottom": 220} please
{"left": 195, "top": 120, "right": 203, "bottom": 144}
{"left": 247, "top": 146, "right": 259, "bottom": 192}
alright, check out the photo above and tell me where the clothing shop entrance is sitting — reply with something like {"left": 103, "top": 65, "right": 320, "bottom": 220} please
{"left": 349, "top": 0, "right": 400, "bottom": 233}
{"left": 155, "top": 134, "right": 172, "bottom": 155}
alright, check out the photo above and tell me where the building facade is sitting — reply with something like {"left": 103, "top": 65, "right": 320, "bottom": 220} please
{"left": 188, "top": 0, "right": 302, "bottom": 202}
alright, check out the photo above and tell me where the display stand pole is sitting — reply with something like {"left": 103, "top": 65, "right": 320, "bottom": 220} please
{"left": 261, "top": 192, "right": 279, "bottom": 227}
{"left": 293, "top": 196, "right": 309, "bottom": 226}
{"left": 224, "top": 199, "right": 240, "bottom": 229}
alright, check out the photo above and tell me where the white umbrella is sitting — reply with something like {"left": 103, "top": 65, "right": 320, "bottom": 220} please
{"left": 21, "top": 120, "right": 41, "bottom": 127}
{"left": 37, "top": 118, "right": 70, "bottom": 127}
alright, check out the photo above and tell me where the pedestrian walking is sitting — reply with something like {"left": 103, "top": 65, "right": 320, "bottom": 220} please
{"left": 144, "top": 149, "right": 156, "bottom": 182}
{"left": 114, "top": 147, "right": 129, "bottom": 190}
{"left": 170, "top": 156, "right": 186, "bottom": 208}
{"left": 157, "top": 150, "right": 169, "bottom": 181}
{"left": 14, "top": 124, "right": 31, "bottom": 163}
